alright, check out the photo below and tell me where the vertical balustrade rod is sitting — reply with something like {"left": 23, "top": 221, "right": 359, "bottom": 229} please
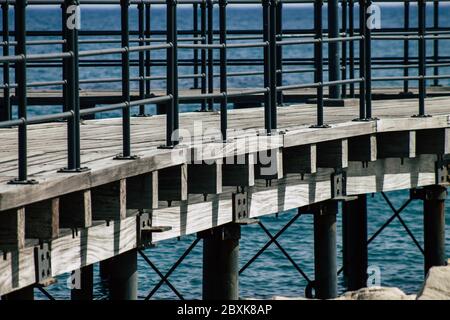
{"left": 358, "top": 0, "right": 366, "bottom": 120}
{"left": 403, "top": 0, "right": 410, "bottom": 94}
{"left": 145, "top": 3, "right": 151, "bottom": 98}
{"left": 269, "top": 0, "right": 277, "bottom": 131}
{"left": 275, "top": 0, "right": 283, "bottom": 106}
{"left": 348, "top": 0, "right": 355, "bottom": 97}
{"left": 207, "top": 0, "right": 214, "bottom": 111}
{"left": 341, "top": 0, "right": 347, "bottom": 98}
{"left": 193, "top": 3, "right": 199, "bottom": 89}
{"left": 200, "top": 0, "right": 207, "bottom": 111}
{"left": 219, "top": 0, "right": 227, "bottom": 141}
{"left": 1, "top": 1, "right": 11, "bottom": 121}
{"left": 418, "top": 0, "right": 426, "bottom": 116}
{"left": 433, "top": 0, "right": 439, "bottom": 87}
{"left": 364, "top": 0, "right": 372, "bottom": 119}
{"left": 137, "top": 2, "right": 146, "bottom": 116}
{"left": 314, "top": 0, "right": 324, "bottom": 127}
{"left": 262, "top": 0, "right": 272, "bottom": 134}
{"left": 328, "top": 0, "right": 341, "bottom": 100}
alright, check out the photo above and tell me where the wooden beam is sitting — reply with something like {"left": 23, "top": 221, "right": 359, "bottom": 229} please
{"left": 317, "top": 139, "right": 348, "bottom": 169}
{"left": 126, "top": 172, "right": 158, "bottom": 210}
{"left": 26, "top": 198, "right": 59, "bottom": 240}
{"left": 188, "top": 161, "right": 222, "bottom": 195}
{"left": 255, "top": 149, "right": 283, "bottom": 180}
{"left": 158, "top": 164, "right": 188, "bottom": 202}
{"left": 222, "top": 153, "right": 255, "bottom": 187}
{"left": 416, "top": 128, "right": 450, "bottom": 155}
{"left": 0, "top": 207, "right": 25, "bottom": 251}
{"left": 348, "top": 134, "right": 377, "bottom": 162}
{"left": 60, "top": 190, "right": 92, "bottom": 228}
{"left": 377, "top": 131, "right": 415, "bottom": 159}
{"left": 283, "top": 144, "right": 317, "bottom": 174}
{"left": 91, "top": 180, "right": 126, "bottom": 221}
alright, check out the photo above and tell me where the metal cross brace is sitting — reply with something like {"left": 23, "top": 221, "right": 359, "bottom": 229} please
{"left": 239, "top": 212, "right": 312, "bottom": 284}
{"left": 139, "top": 238, "right": 201, "bottom": 300}
{"left": 36, "top": 285, "right": 55, "bottom": 300}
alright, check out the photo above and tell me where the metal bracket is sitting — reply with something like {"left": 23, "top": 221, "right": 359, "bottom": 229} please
{"left": 410, "top": 187, "right": 448, "bottom": 201}
{"left": 34, "top": 242, "right": 52, "bottom": 284}
{"left": 232, "top": 190, "right": 253, "bottom": 224}
{"left": 331, "top": 170, "right": 347, "bottom": 199}
{"left": 435, "top": 159, "right": 450, "bottom": 185}
{"left": 137, "top": 212, "right": 172, "bottom": 248}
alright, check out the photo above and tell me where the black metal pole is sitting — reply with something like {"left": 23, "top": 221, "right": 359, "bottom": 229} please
{"left": 314, "top": 0, "right": 324, "bottom": 127}
{"left": 145, "top": 3, "right": 151, "bottom": 97}
{"left": 262, "top": 0, "right": 271, "bottom": 134}
{"left": 358, "top": 0, "right": 366, "bottom": 120}
{"left": 200, "top": 1, "right": 207, "bottom": 111}
{"left": 137, "top": 2, "right": 146, "bottom": 116}
{"left": 269, "top": 0, "right": 277, "bottom": 130}
{"left": 109, "top": 249, "right": 138, "bottom": 300}
{"left": 313, "top": 201, "right": 338, "bottom": 299}
{"left": 364, "top": 0, "right": 372, "bottom": 119}
{"left": 342, "top": 195, "right": 368, "bottom": 291}
{"left": 275, "top": 1, "right": 283, "bottom": 106}
{"left": 202, "top": 224, "right": 240, "bottom": 300}
{"left": 328, "top": 0, "right": 341, "bottom": 99}
{"left": 418, "top": 0, "right": 426, "bottom": 116}
{"left": 403, "top": 1, "right": 410, "bottom": 94}
{"left": 207, "top": 0, "right": 214, "bottom": 111}
{"left": 219, "top": 0, "right": 227, "bottom": 141}
{"left": 71, "top": 265, "right": 94, "bottom": 300}
{"left": 1, "top": 1, "right": 11, "bottom": 121}
{"left": 423, "top": 185, "right": 447, "bottom": 275}
{"left": 348, "top": 0, "right": 355, "bottom": 97}
{"left": 193, "top": 3, "right": 199, "bottom": 89}
{"left": 433, "top": 0, "right": 439, "bottom": 87}
{"left": 341, "top": 0, "right": 347, "bottom": 98}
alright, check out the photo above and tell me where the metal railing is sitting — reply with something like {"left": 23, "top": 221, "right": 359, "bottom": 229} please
{"left": 0, "top": 0, "right": 449, "bottom": 184}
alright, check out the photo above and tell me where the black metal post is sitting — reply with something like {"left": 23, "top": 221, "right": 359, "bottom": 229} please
{"left": 1, "top": 1, "right": 11, "bottom": 121}
{"left": 403, "top": 1, "right": 410, "bottom": 94}
{"left": 341, "top": 0, "right": 347, "bottom": 98}
{"left": 193, "top": 3, "right": 199, "bottom": 89}
{"left": 348, "top": 0, "right": 355, "bottom": 97}
{"left": 328, "top": 0, "right": 341, "bottom": 99}
{"left": 262, "top": 0, "right": 272, "bottom": 134}
{"left": 364, "top": 0, "right": 372, "bottom": 119}
{"left": 314, "top": 0, "right": 324, "bottom": 127}
{"left": 418, "top": 0, "right": 426, "bottom": 116}
{"left": 2, "top": 285, "right": 34, "bottom": 300}
{"left": 313, "top": 201, "right": 338, "bottom": 299}
{"left": 137, "top": 3, "right": 147, "bottom": 116}
{"left": 269, "top": 0, "right": 277, "bottom": 130}
{"left": 358, "top": 0, "right": 366, "bottom": 120}
{"left": 275, "top": 1, "right": 283, "bottom": 106}
{"left": 200, "top": 1, "right": 207, "bottom": 111}
{"left": 423, "top": 185, "right": 447, "bottom": 275}
{"left": 342, "top": 195, "right": 368, "bottom": 291}
{"left": 71, "top": 265, "right": 94, "bottom": 300}
{"left": 219, "top": 0, "right": 227, "bottom": 141}
{"left": 109, "top": 249, "right": 138, "bottom": 300}
{"left": 433, "top": 0, "right": 439, "bottom": 87}
{"left": 145, "top": 3, "right": 151, "bottom": 97}
{"left": 207, "top": 0, "right": 214, "bottom": 111}
{"left": 202, "top": 224, "right": 240, "bottom": 300}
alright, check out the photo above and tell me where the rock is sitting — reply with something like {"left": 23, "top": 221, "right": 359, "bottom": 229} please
{"left": 417, "top": 266, "right": 450, "bottom": 300}
{"left": 336, "top": 286, "right": 416, "bottom": 300}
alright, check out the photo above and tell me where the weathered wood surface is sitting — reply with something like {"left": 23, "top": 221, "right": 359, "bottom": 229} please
{"left": 1, "top": 97, "right": 449, "bottom": 211}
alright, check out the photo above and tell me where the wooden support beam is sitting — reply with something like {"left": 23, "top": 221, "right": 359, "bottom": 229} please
{"left": 92, "top": 180, "right": 127, "bottom": 221}
{"left": 0, "top": 207, "right": 25, "bottom": 251}
{"left": 416, "top": 128, "right": 450, "bottom": 155}
{"left": 348, "top": 134, "right": 377, "bottom": 162}
{"left": 60, "top": 190, "right": 92, "bottom": 228}
{"left": 188, "top": 161, "right": 222, "bottom": 195}
{"left": 317, "top": 139, "right": 348, "bottom": 169}
{"left": 126, "top": 172, "right": 158, "bottom": 210}
{"left": 283, "top": 144, "right": 317, "bottom": 174}
{"left": 255, "top": 149, "right": 283, "bottom": 180}
{"left": 377, "top": 131, "right": 416, "bottom": 159}
{"left": 222, "top": 154, "right": 255, "bottom": 187}
{"left": 26, "top": 198, "right": 59, "bottom": 240}
{"left": 158, "top": 164, "right": 188, "bottom": 202}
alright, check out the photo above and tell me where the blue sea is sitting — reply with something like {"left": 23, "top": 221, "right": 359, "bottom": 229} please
{"left": 4, "top": 3, "right": 450, "bottom": 299}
